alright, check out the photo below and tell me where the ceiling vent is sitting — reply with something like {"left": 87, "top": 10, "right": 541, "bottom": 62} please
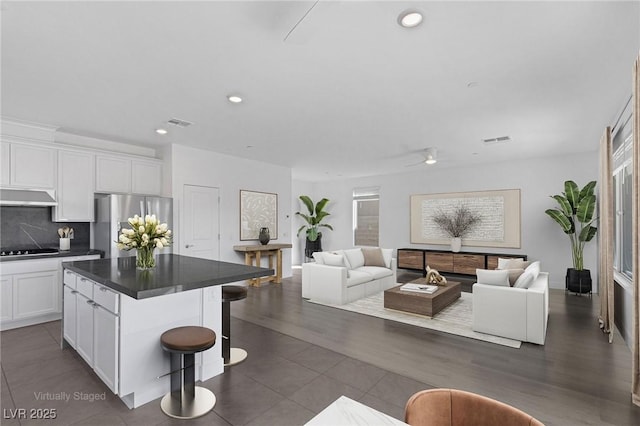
{"left": 482, "top": 136, "right": 511, "bottom": 145}
{"left": 167, "top": 118, "right": 193, "bottom": 128}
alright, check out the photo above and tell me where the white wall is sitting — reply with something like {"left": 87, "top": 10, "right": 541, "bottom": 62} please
{"left": 291, "top": 180, "right": 315, "bottom": 265}
{"left": 307, "top": 152, "right": 599, "bottom": 291}
{"left": 170, "top": 144, "right": 293, "bottom": 277}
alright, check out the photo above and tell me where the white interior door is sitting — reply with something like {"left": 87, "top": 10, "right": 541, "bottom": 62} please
{"left": 183, "top": 185, "right": 220, "bottom": 260}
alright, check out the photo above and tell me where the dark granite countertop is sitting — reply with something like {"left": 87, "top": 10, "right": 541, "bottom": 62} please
{"left": 62, "top": 253, "right": 274, "bottom": 299}
{"left": 0, "top": 248, "right": 104, "bottom": 262}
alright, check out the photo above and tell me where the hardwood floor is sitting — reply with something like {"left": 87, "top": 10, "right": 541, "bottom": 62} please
{"left": 2, "top": 269, "right": 638, "bottom": 425}
{"left": 232, "top": 268, "right": 640, "bottom": 426}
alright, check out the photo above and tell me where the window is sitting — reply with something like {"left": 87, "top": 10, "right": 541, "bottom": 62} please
{"left": 612, "top": 101, "right": 633, "bottom": 281}
{"left": 353, "top": 188, "right": 379, "bottom": 247}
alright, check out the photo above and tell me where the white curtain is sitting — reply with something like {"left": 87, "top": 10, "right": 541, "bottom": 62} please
{"left": 598, "top": 127, "right": 614, "bottom": 342}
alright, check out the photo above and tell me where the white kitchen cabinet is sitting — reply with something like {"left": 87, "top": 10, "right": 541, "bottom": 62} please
{"left": 63, "top": 285, "right": 77, "bottom": 348}
{"left": 94, "top": 304, "right": 119, "bottom": 393}
{"left": 53, "top": 150, "right": 95, "bottom": 222}
{"left": 76, "top": 291, "right": 94, "bottom": 365}
{"left": 9, "top": 143, "right": 56, "bottom": 189}
{"left": 62, "top": 269, "right": 119, "bottom": 394}
{"left": 95, "top": 154, "right": 162, "bottom": 195}
{"left": 1, "top": 142, "right": 10, "bottom": 185}
{"left": 12, "top": 270, "right": 58, "bottom": 320}
{"left": 131, "top": 159, "right": 162, "bottom": 195}
{"left": 95, "top": 155, "right": 131, "bottom": 193}
{"left": 1, "top": 255, "right": 100, "bottom": 331}
{"left": 1, "top": 276, "right": 13, "bottom": 321}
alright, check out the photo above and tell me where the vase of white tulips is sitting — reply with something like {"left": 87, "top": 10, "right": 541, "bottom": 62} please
{"left": 117, "top": 214, "right": 172, "bottom": 270}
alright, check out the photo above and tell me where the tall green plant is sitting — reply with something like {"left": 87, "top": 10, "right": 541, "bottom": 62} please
{"left": 544, "top": 180, "right": 597, "bottom": 270}
{"left": 295, "top": 196, "right": 333, "bottom": 241}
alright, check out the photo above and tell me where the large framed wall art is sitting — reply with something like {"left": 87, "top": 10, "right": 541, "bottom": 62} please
{"left": 410, "top": 189, "right": 521, "bottom": 248}
{"left": 240, "top": 190, "right": 278, "bottom": 241}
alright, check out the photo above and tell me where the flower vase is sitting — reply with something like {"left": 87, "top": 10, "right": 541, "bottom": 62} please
{"left": 136, "top": 246, "right": 156, "bottom": 270}
{"left": 259, "top": 227, "right": 270, "bottom": 245}
{"left": 450, "top": 237, "right": 462, "bottom": 253}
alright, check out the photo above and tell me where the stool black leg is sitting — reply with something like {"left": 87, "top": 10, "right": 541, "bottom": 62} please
{"left": 222, "top": 300, "right": 231, "bottom": 363}
{"left": 183, "top": 353, "right": 195, "bottom": 401}
{"left": 169, "top": 352, "right": 181, "bottom": 401}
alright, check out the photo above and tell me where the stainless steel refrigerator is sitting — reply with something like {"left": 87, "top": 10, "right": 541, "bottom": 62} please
{"left": 94, "top": 193, "right": 173, "bottom": 259}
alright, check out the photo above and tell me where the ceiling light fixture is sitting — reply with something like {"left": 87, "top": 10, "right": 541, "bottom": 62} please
{"left": 227, "top": 95, "right": 243, "bottom": 104}
{"left": 424, "top": 147, "right": 437, "bottom": 164}
{"left": 155, "top": 128, "right": 168, "bottom": 135}
{"left": 398, "top": 10, "right": 423, "bottom": 28}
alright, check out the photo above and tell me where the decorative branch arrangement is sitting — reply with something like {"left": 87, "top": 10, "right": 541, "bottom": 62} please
{"left": 432, "top": 205, "right": 481, "bottom": 238}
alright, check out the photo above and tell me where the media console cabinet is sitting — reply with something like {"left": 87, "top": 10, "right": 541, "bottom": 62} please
{"left": 397, "top": 248, "right": 527, "bottom": 276}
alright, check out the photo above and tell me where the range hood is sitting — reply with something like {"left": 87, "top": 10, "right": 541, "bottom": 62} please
{"left": 0, "top": 188, "right": 57, "bottom": 206}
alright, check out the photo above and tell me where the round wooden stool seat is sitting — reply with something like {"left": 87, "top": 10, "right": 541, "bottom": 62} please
{"left": 222, "top": 285, "right": 248, "bottom": 302}
{"left": 161, "top": 326, "right": 216, "bottom": 353}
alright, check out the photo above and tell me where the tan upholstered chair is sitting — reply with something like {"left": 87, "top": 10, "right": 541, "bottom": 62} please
{"left": 405, "top": 389, "right": 544, "bottom": 426}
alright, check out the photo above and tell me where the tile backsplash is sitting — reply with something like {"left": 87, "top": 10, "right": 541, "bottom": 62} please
{"left": 0, "top": 206, "right": 90, "bottom": 250}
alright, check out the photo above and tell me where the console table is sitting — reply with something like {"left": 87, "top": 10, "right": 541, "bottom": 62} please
{"left": 233, "top": 243, "right": 292, "bottom": 286}
{"left": 397, "top": 248, "right": 527, "bottom": 276}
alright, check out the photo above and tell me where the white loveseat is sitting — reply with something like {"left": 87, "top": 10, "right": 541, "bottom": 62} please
{"left": 472, "top": 267, "right": 549, "bottom": 345}
{"left": 302, "top": 247, "right": 397, "bottom": 305}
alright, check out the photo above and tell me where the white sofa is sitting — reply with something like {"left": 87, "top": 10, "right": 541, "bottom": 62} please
{"left": 302, "top": 248, "right": 397, "bottom": 305}
{"left": 472, "top": 271, "right": 549, "bottom": 345}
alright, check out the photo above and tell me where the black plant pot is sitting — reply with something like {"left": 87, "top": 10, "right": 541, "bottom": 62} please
{"left": 304, "top": 234, "right": 322, "bottom": 259}
{"left": 566, "top": 268, "right": 592, "bottom": 294}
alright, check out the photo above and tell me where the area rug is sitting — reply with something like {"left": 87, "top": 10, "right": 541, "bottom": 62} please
{"left": 308, "top": 292, "right": 521, "bottom": 348}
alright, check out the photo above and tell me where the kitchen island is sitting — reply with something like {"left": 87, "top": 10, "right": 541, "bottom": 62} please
{"left": 61, "top": 254, "right": 273, "bottom": 409}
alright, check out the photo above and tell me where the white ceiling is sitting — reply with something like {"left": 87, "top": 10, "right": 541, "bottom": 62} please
{"left": 2, "top": 1, "right": 639, "bottom": 181}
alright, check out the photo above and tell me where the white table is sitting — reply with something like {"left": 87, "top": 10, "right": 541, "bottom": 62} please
{"left": 305, "top": 396, "right": 409, "bottom": 426}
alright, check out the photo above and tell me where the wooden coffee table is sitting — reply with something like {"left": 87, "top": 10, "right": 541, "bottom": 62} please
{"left": 384, "top": 279, "right": 461, "bottom": 317}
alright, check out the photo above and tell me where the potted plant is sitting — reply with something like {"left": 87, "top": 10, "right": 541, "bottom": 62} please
{"left": 295, "top": 195, "right": 333, "bottom": 258}
{"left": 544, "top": 180, "right": 597, "bottom": 294}
{"left": 432, "top": 205, "right": 481, "bottom": 252}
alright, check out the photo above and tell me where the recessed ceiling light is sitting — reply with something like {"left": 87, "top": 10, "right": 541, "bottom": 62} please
{"left": 155, "top": 128, "right": 168, "bottom": 135}
{"left": 227, "top": 95, "right": 243, "bottom": 103}
{"left": 398, "top": 10, "right": 423, "bottom": 28}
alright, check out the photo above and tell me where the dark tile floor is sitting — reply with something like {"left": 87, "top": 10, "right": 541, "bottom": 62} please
{"left": 1, "top": 318, "right": 428, "bottom": 425}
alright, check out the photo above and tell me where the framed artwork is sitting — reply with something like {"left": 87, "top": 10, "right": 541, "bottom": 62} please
{"left": 240, "top": 190, "right": 278, "bottom": 241}
{"left": 410, "top": 189, "right": 521, "bottom": 248}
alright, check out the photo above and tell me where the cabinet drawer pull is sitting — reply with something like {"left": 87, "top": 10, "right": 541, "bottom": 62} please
{"left": 99, "top": 287, "right": 108, "bottom": 292}
{"left": 80, "top": 278, "right": 87, "bottom": 282}
{"left": 65, "top": 270, "right": 72, "bottom": 274}
{"left": 86, "top": 300, "right": 94, "bottom": 305}
{"left": 71, "top": 290, "right": 78, "bottom": 294}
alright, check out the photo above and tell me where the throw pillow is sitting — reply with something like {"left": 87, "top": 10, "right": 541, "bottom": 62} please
{"left": 332, "top": 250, "right": 352, "bottom": 269}
{"left": 312, "top": 252, "right": 325, "bottom": 264}
{"left": 514, "top": 271, "right": 535, "bottom": 289}
{"left": 344, "top": 248, "right": 365, "bottom": 269}
{"left": 500, "top": 258, "right": 531, "bottom": 270}
{"left": 497, "top": 257, "right": 524, "bottom": 269}
{"left": 323, "top": 253, "right": 345, "bottom": 267}
{"left": 524, "top": 261, "right": 541, "bottom": 281}
{"left": 506, "top": 268, "right": 525, "bottom": 286}
{"left": 362, "top": 248, "right": 386, "bottom": 267}
{"left": 476, "top": 269, "right": 510, "bottom": 287}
